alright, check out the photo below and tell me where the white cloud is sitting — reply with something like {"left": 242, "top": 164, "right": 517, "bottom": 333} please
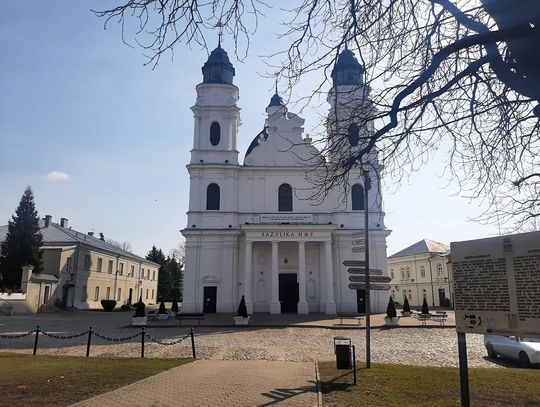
{"left": 45, "top": 171, "right": 71, "bottom": 182}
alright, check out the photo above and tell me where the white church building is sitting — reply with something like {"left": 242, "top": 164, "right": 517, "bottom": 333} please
{"left": 181, "top": 44, "right": 390, "bottom": 315}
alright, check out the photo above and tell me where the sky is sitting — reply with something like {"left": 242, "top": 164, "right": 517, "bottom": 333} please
{"left": 0, "top": 2, "right": 501, "bottom": 258}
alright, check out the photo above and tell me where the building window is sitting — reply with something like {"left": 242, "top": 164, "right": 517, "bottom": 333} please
{"left": 131, "top": 265, "right": 135, "bottom": 277}
{"left": 437, "top": 264, "right": 443, "bottom": 276}
{"left": 400, "top": 267, "right": 405, "bottom": 279}
{"left": 119, "top": 263, "right": 124, "bottom": 275}
{"left": 408, "top": 290, "right": 412, "bottom": 299}
{"left": 106, "top": 287, "right": 111, "bottom": 300}
{"left": 147, "top": 270, "right": 150, "bottom": 280}
{"left": 210, "top": 121, "right": 221, "bottom": 146}
{"left": 65, "top": 257, "right": 72, "bottom": 273}
{"left": 146, "top": 289, "right": 149, "bottom": 300}
{"left": 151, "top": 289, "right": 154, "bottom": 299}
{"left": 278, "top": 183, "right": 293, "bottom": 211}
{"left": 81, "top": 286, "right": 87, "bottom": 301}
{"left": 351, "top": 184, "right": 364, "bottom": 210}
{"left": 94, "top": 287, "right": 100, "bottom": 301}
{"left": 84, "top": 255, "right": 91, "bottom": 270}
{"left": 348, "top": 123, "right": 360, "bottom": 146}
{"left": 390, "top": 271, "right": 394, "bottom": 280}
{"left": 206, "top": 183, "right": 220, "bottom": 210}
{"left": 420, "top": 266, "right": 426, "bottom": 278}
{"left": 406, "top": 267, "right": 410, "bottom": 279}
{"left": 423, "top": 289, "right": 427, "bottom": 298}
{"left": 153, "top": 270, "right": 156, "bottom": 281}
{"left": 141, "top": 268, "right": 144, "bottom": 279}
{"left": 108, "top": 260, "right": 113, "bottom": 273}
{"left": 97, "top": 258, "right": 103, "bottom": 272}
{"left": 117, "top": 288, "right": 121, "bottom": 301}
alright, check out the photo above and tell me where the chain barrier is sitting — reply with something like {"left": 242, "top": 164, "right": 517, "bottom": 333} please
{"left": 0, "top": 325, "right": 196, "bottom": 358}
{"left": 145, "top": 332, "right": 191, "bottom": 346}
{"left": 92, "top": 331, "right": 142, "bottom": 342}
{"left": 41, "top": 330, "right": 89, "bottom": 340}
{"left": 0, "top": 329, "right": 36, "bottom": 339}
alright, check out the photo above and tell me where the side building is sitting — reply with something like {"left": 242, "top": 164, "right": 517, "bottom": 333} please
{"left": 387, "top": 239, "right": 453, "bottom": 308}
{"left": 0, "top": 216, "right": 159, "bottom": 312}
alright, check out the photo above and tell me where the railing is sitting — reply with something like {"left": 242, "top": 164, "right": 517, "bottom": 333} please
{"left": 0, "top": 326, "right": 196, "bottom": 358}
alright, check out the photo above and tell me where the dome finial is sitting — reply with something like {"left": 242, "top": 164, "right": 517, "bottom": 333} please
{"left": 216, "top": 19, "right": 224, "bottom": 47}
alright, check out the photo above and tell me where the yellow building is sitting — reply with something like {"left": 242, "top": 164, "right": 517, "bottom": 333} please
{"left": 0, "top": 215, "right": 159, "bottom": 311}
{"left": 387, "top": 239, "right": 453, "bottom": 308}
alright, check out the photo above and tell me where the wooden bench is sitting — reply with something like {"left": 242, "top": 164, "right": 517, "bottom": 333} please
{"left": 430, "top": 313, "right": 448, "bottom": 325}
{"left": 337, "top": 314, "right": 364, "bottom": 326}
{"left": 414, "top": 313, "right": 431, "bottom": 327}
{"left": 176, "top": 313, "right": 205, "bottom": 325}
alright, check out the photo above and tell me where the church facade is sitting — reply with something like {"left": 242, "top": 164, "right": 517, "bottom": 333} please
{"left": 181, "top": 45, "right": 390, "bottom": 315}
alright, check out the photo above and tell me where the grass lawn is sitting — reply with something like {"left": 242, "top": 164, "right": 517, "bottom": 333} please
{"left": 0, "top": 352, "right": 192, "bottom": 406}
{"left": 319, "top": 362, "right": 540, "bottom": 406}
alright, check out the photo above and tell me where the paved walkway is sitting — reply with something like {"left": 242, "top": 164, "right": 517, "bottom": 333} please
{"left": 71, "top": 360, "right": 319, "bottom": 407}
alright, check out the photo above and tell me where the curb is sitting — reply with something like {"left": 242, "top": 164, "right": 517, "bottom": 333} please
{"left": 315, "top": 361, "right": 323, "bottom": 407}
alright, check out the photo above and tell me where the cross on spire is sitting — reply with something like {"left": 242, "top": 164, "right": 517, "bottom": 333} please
{"left": 216, "top": 19, "right": 224, "bottom": 47}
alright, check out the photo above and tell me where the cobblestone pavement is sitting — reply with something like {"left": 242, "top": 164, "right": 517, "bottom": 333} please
{"left": 71, "top": 360, "right": 318, "bottom": 407}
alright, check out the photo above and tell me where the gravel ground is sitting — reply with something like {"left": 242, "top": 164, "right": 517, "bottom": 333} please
{"left": 0, "top": 325, "right": 495, "bottom": 368}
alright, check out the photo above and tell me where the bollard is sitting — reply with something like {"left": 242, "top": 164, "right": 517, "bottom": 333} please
{"left": 33, "top": 325, "right": 40, "bottom": 356}
{"left": 352, "top": 345, "right": 357, "bottom": 385}
{"left": 141, "top": 327, "right": 145, "bottom": 358}
{"left": 190, "top": 328, "right": 196, "bottom": 358}
{"left": 86, "top": 326, "right": 93, "bottom": 358}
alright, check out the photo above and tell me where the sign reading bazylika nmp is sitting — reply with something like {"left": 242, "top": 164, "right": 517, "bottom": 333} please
{"left": 451, "top": 231, "right": 540, "bottom": 336}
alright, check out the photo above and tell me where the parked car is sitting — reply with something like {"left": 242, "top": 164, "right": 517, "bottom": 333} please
{"left": 484, "top": 334, "right": 540, "bottom": 368}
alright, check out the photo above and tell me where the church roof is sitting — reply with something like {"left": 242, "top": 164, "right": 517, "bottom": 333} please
{"left": 268, "top": 92, "right": 285, "bottom": 108}
{"left": 389, "top": 239, "right": 449, "bottom": 258}
{"left": 331, "top": 48, "right": 365, "bottom": 87}
{"left": 245, "top": 127, "right": 269, "bottom": 157}
{"left": 201, "top": 45, "right": 235, "bottom": 84}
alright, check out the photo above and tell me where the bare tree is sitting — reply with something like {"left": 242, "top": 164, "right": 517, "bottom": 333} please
{"left": 95, "top": 0, "right": 540, "bottom": 229}
{"left": 106, "top": 238, "right": 133, "bottom": 252}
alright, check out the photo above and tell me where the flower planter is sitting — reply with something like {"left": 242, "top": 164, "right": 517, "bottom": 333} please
{"left": 132, "top": 316, "right": 147, "bottom": 326}
{"left": 401, "top": 311, "right": 411, "bottom": 317}
{"left": 157, "top": 313, "right": 169, "bottom": 320}
{"left": 234, "top": 316, "right": 250, "bottom": 325}
{"left": 384, "top": 316, "right": 400, "bottom": 326}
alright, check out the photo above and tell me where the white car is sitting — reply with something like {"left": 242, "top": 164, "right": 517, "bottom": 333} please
{"left": 484, "top": 334, "right": 540, "bottom": 368}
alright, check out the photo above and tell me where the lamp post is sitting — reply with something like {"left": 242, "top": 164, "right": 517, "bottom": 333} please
{"left": 363, "top": 169, "right": 372, "bottom": 368}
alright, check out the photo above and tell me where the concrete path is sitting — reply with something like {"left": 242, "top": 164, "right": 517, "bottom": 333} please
{"left": 71, "top": 360, "right": 319, "bottom": 407}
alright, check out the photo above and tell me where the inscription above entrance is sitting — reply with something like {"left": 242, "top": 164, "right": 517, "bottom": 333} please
{"left": 260, "top": 214, "right": 313, "bottom": 224}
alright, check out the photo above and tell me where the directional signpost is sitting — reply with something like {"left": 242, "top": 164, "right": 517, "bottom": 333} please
{"left": 347, "top": 268, "right": 383, "bottom": 275}
{"left": 348, "top": 283, "right": 391, "bottom": 290}
{"left": 348, "top": 275, "right": 391, "bottom": 283}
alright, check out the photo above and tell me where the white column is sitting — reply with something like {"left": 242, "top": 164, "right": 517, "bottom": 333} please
{"left": 270, "top": 241, "right": 281, "bottom": 314}
{"left": 324, "top": 240, "right": 337, "bottom": 314}
{"left": 297, "top": 241, "right": 309, "bottom": 314}
{"left": 244, "top": 240, "right": 253, "bottom": 314}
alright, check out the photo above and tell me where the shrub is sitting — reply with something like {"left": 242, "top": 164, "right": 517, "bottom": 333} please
{"left": 403, "top": 296, "right": 411, "bottom": 313}
{"left": 120, "top": 304, "right": 131, "bottom": 311}
{"left": 237, "top": 295, "right": 248, "bottom": 317}
{"left": 386, "top": 296, "right": 397, "bottom": 319}
{"left": 158, "top": 300, "right": 166, "bottom": 314}
{"left": 134, "top": 297, "right": 146, "bottom": 317}
{"left": 421, "top": 297, "right": 430, "bottom": 315}
{"left": 171, "top": 300, "right": 179, "bottom": 313}
{"left": 100, "top": 300, "right": 117, "bottom": 311}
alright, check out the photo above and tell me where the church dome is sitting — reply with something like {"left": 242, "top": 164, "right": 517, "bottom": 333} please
{"left": 268, "top": 92, "right": 285, "bottom": 108}
{"left": 201, "top": 45, "right": 235, "bottom": 84}
{"left": 331, "top": 49, "right": 364, "bottom": 87}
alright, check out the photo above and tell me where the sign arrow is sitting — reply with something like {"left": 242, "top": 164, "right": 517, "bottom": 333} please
{"left": 351, "top": 232, "right": 364, "bottom": 239}
{"left": 351, "top": 239, "right": 365, "bottom": 246}
{"left": 343, "top": 260, "right": 366, "bottom": 267}
{"left": 352, "top": 247, "right": 365, "bottom": 253}
{"left": 349, "top": 275, "right": 391, "bottom": 283}
{"left": 347, "top": 268, "right": 384, "bottom": 275}
{"left": 348, "top": 283, "right": 391, "bottom": 290}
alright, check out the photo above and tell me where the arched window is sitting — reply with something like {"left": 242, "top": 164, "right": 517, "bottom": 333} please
{"left": 420, "top": 266, "right": 426, "bottom": 278}
{"left": 210, "top": 122, "right": 221, "bottom": 146}
{"left": 206, "top": 183, "right": 220, "bottom": 210}
{"left": 348, "top": 123, "right": 360, "bottom": 146}
{"left": 351, "top": 184, "right": 364, "bottom": 210}
{"left": 278, "top": 184, "right": 293, "bottom": 212}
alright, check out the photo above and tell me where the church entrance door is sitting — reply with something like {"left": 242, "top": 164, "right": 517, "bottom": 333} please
{"left": 203, "top": 286, "right": 217, "bottom": 313}
{"left": 279, "top": 274, "right": 299, "bottom": 313}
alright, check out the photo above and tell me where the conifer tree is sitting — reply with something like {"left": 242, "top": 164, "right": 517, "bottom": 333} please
{"left": 421, "top": 296, "right": 430, "bottom": 315}
{"left": 0, "top": 187, "right": 43, "bottom": 289}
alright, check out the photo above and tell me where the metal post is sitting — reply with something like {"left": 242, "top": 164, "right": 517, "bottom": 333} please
{"left": 363, "top": 170, "right": 371, "bottom": 368}
{"left": 86, "top": 326, "right": 93, "bottom": 357}
{"left": 141, "top": 327, "right": 145, "bottom": 358}
{"left": 457, "top": 332, "right": 470, "bottom": 407}
{"left": 190, "top": 328, "right": 196, "bottom": 358}
{"left": 33, "top": 325, "right": 40, "bottom": 356}
{"left": 352, "top": 344, "right": 357, "bottom": 385}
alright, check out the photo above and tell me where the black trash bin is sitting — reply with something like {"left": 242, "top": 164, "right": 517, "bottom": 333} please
{"left": 334, "top": 336, "right": 351, "bottom": 369}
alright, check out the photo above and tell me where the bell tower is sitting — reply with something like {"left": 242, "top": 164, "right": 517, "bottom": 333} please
{"left": 190, "top": 44, "right": 241, "bottom": 165}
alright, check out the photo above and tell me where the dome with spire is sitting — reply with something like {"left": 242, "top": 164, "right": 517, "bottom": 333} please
{"left": 268, "top": 92, "right": 285, "bottom": 108}
{"left": 331, "top": 49, "right": 364, "bottom": 87}
{"left": 201, "top": 45, "right": 235, "bottom": 84}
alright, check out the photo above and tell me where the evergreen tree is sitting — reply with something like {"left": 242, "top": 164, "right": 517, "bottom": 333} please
{"left": 146, "top": 245, "right": 168, "bottom": 300}
{"left": 386, "top": 296, "right": 397, "bottom": 319}
{"left": 421, "top": 296, "right": 430, "bottom": 315}
{"left": 146, "top": 245, "right": 166, "bottom": 264}
{"left": 168, "top": 257, "right": 183, "bottom": 302}
{"left": 0, "top": 187, "right": 43, "bottom": 289}
{"left": 402, "top": 296, "right": 411, "bottom": 313}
